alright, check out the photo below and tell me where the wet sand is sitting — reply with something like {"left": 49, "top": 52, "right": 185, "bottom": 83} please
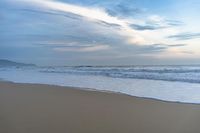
{"left": 1, "top": 82, "right": 200, "bottom": 133}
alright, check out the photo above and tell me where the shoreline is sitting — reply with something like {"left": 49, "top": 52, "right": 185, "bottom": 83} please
{"left": 1, "top": 81, "right": 200, "bottom": 133}
{"left": 0, "top": 80, "right": 200, "bottom": 105}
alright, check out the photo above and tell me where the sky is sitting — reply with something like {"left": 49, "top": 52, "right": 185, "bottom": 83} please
{"left": 0, "top": 0, "right": 200, "bottom": 66}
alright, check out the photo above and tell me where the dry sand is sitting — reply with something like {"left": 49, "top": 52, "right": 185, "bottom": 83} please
{"left": 1, "top": 82, "right": 200, "bottom": 133}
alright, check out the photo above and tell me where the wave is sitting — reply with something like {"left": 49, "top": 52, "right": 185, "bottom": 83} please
{"left": 1, "top": 65, "right": 200, "bottom": 104}
{"left": 39, "top": 66, "right": 200, "bottom": 83}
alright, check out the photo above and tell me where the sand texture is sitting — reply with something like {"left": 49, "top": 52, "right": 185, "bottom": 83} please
{"left": 1, "top": 82, "right": 200, "bottom": 133}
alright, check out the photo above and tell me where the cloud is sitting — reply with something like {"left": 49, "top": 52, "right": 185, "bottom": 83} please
{"left": 167, "top": 44, "right": 186, "bottom": 47}
{"left": 63, "top": 0, "right": 143, "bottom": 17}
{"left": 94, "top": 20, "right": 122, "bottom": 29}
{"left": 53, "top": 44, "right": 110, "bottom": 52}
{"left": 155, "top": 43, "right": 186, "bottom": 48}
{"left": 138, "top": 43, "right": 186, "bottom": 53}
{"left": 0, "top": 2, "right": 127, "bottom": 51}
{"left": 166, "top": 20, "right": 183, "bottom": 26}
{"left": 16, "top": 0, "right": 126, "bottom": 26}
{"left": 181, "top": 51, "right": 194, "bottom": 54}
{"left": 130, "top": 15, "right": 183, "bottom": 31}
{"left": 139, "top": 44, "right": 167, "bottom": 53}
{"left": 105, "top": 2, "right": 143, "bottom": 17}
{"left": 12, "top": 0, "right": 148, "bottom": 45}
{"left": 19, "top": 8, "right": 83, "bottom": 20}
{"left": 168, "top": 32, "right": 200, "bottom": 40}
{"left": 130, "top": 24, "right": 163, "bottom": 31}
{"left": 35, "top": 38, "right": 112, "bottom": 52}
{"left": 2, "top": 0, "right": 196, "bottom": 66}
{"left": 10, "top": 0, "right": 185, "bottom": 47}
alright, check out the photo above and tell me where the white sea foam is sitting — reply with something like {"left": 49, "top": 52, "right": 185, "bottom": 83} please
{"left": 1, "top": 66, "right": 200, "bottom": 103}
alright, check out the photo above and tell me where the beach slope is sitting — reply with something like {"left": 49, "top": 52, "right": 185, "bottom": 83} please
{"left": 1, "top": 82, "right": 200, "bottom": 133}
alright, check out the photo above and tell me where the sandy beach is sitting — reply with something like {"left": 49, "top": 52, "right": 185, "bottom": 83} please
{"left": 1, "top": 82, "right": 200, "bottom": 133}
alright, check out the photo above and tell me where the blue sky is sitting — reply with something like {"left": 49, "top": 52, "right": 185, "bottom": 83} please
{"left": 1, "top": 0, "right": 200, "bottom": 66}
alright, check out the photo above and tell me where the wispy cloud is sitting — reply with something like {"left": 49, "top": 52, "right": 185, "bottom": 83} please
{"left": 36, "top": 39, "right": 111, "bottom": 52}
{"left": 130, "top": 24, "right": 163, "bottom": 31}
{"left": 130, "top": 16, "right": 183, "bottom": 31}
{"left": 167, "top": 44, "right": 186, "bottom": 47}
{"left": 19, "top": 8, "right": 83, "bottom": 20}
{"left": 139, "top": 43, "right": 186, "bottom": 53}
{"left": 105, "top": 2, "right": 143, "bottom": 17}
{"left": 14, "top": 0, "right": 126, "bottom": 26}
{"left": 12, "top": 0, "right": 185, "bottom": 47}
{"left": 54, "top": 44, "right": 110, "bottom": 52}
{"left": 168, "top": 32, "right": 200, "bottom": 40}
{"left": 94, "top": 20, "right": 122, "bottom": 29}
{"left": 13, "top": 0, "right": 148, "bottom": 45}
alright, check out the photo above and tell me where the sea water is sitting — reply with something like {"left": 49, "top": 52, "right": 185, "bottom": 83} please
{"left": 1, "top": 65, "right": 200, "bottom": 103}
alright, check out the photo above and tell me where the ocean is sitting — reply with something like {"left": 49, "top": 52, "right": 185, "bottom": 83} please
{"left": 1, "top": 65, "right": 200, "bottom": 103}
